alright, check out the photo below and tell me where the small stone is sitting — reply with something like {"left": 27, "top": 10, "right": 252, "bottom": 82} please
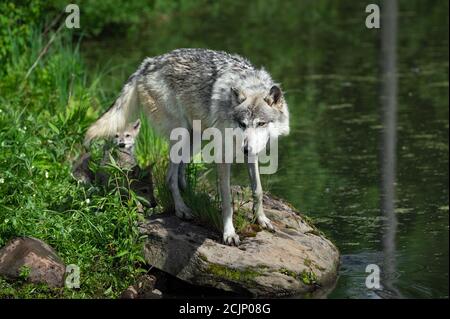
{"left": 152, "top": 288, "right": 162, "bottom": 296}
{"left": 120, "top": 286, "right": 139, "bottom": 299}
{"left": 119, "top": 274, "right": 160, "bottom": 299}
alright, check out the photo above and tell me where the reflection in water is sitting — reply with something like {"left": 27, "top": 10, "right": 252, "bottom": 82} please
{"left": 379, "top": 0, "right": 402, "bottom": 298}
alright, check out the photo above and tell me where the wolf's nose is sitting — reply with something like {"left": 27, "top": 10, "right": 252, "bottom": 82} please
{"left": 118, "top": 142, "right": 126, "bottom": 148}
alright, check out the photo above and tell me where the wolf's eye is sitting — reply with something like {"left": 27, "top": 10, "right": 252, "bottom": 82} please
{"left": 257, "top": 121, "right": 267, "bottom": 127}
{"left": 125, "top": 134, "right": 131, "bottom": 138}
{"left": 238, "top": 121, "right": 247, "bottom": 129}
{"left": 114, "top": 134, "right": 119, "bottom": 138}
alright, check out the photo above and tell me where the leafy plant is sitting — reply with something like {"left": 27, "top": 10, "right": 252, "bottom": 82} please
{"left": 0, "top": 23, "right": 146, "bottom": 298}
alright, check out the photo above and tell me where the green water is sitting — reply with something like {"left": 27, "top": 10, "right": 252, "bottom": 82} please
{"left": 81, "top": 1, "right": 449, "bottom": 298}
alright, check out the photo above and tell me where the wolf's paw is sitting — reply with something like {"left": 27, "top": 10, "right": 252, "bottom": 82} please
{"left": 175, "top": 204, "right": 193, "bottom": 220}
{"left": 257, "top": 215, "right": 274, "bottom": 231}
{"left": 223, "top": 231, "right": 240, "bottom": 246}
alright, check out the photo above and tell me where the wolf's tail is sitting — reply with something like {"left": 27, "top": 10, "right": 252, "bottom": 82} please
{"left": 84, "top": 76, "right": 139, "bottom": 147}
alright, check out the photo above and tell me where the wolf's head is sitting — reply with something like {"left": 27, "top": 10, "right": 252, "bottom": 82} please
{"left": 113, "top": 119, "right": 141, "bottom": 152}
{"left": 230, "top": 85, "right": 290, "bottom": 156}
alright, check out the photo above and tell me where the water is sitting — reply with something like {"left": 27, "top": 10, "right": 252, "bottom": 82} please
{"left": 81, "top": 1, "right": 449, "bottom": 298}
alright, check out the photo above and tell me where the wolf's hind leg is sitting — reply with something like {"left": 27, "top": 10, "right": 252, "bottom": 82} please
{"left": 167, "top": 161, "right": 193, "bottom": 220}
{"left": 247, "top": 157, "right": 274, "bottom": 231}
{"left": 178, "top": 162, "right": 187, "bottom": 191}
{"left": 178, "top": 131, "right": 195, "bottom": 191}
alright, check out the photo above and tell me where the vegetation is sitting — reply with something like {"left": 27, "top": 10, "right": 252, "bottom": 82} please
{"left": 0, "top": 1, "right": 173, "bottom": 297}
{"left": 206, "top": 264, "right": 263, "bottom": 283}
{"left": 0, "top": 1, "right": 254, "bottom": 298}
{"left": 0, "top": 24, "right": 148, "bottom": 296}
{"left": 279, "top": 268, "right": 318, "bottom": 286}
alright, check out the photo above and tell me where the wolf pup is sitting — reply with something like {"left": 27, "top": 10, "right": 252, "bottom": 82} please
{"left": 95, "top": 119, "right": 141, "bottom": 185}
{"left": 74, "top": 119, "right": 157, "bottom": 208}
{"left": 84, "top": 48, "right": 289, "bottom": 245}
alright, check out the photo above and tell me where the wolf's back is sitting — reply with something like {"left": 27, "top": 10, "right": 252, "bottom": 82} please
{"left": 84, "top": 49, "right": 261, "bottom": 146}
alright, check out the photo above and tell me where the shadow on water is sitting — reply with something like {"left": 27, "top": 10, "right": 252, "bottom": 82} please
{"left": 149, "top": 268, "right": 239, "bottom": 299}
{"left": 81, "top": 0, "right": 449, "bottom": 298}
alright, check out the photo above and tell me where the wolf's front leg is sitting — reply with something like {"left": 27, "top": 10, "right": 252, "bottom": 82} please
{"left": 218, "top": 163, "right": 240, "bottom": 246}
{"left": 167, "top": 161, "right": 193, "bottom": 219}
{"left": 247, "top": 157, "right": 274, "bottom": 231}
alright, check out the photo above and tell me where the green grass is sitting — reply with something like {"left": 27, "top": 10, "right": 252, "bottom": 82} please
{"left": 0, "top": 22, "right": 227, "bottom": 298}
{"left": 0, "top": 27, "right": 150, "bottom": 298}
{"left": 0, "top": 20, "right": 258, "bottom": 298}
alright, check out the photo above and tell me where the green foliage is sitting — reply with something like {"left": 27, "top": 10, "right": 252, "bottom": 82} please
{"left": 279, "top": 268, "right": 318, "bottom": 286}
{"left": 46, "top": 0, "right": 158, "bottom": 36}
{"left": 46, "top": 0, "right": 218, "bottom": 37}
{"left": 0, "top": 0, "right": 43, "bottom": 70}
{"left": 300, "top": 270, "right": 318, "bottom": 286}
{"left": 134, "top": 113, "right": 173, "bottom": 211}
{"left": 183, "top": 182, "right": 222, "bottom": 231}
{"left": 0, "top": 26, "right": 147, "bottom": 298}
{"left": 135, "top": 113, "right": 168, "bottom": 169}
{"left": 0, "top": 277, "right": 65, "bottom": 298}
{"left": 0, "top": 11, "right": 233, "bottom": 298}
{"left": 18, "top": 266, "right": 31, "bottom": 281}
{"left": 206, "top": 264, "right": 262, "bottom": 283}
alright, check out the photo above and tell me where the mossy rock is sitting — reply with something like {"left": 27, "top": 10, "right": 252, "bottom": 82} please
{"left": 139, "top": 192, "right": 340, "bottom": 297}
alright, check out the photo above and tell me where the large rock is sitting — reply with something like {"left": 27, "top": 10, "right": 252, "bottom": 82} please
{"left": 0, "top": 237, "right": 65, "bottom": 287}
{"left": 139, "top": 191, "right": 340, "bottom": 297}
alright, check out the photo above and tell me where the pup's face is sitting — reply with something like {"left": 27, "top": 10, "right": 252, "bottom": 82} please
{"left": 231, "top": 85, "right": 289, "bottom": 156}
{"left": 113, "top": 119, "right": 141, "bottom": 151}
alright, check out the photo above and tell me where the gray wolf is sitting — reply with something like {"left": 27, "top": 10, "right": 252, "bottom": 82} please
{"left": 84, "top": 48, "right": 289, "bottom": 245}
{"left": 74, "top": 119, "right": 157, "bottom": 208}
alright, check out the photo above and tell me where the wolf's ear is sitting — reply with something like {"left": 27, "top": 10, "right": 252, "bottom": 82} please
{"left": 265, "top": 85, "right": 283, "bottom": 107}
{"left": 133, "top": 119, "right": 141, "bottom": 131}
{"left": 230, "top": 87, "right": 246, "bottom": 105}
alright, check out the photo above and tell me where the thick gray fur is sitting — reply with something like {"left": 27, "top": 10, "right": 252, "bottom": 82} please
{"left": 84, "top": 48, "right": 290, "bottom": 246}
